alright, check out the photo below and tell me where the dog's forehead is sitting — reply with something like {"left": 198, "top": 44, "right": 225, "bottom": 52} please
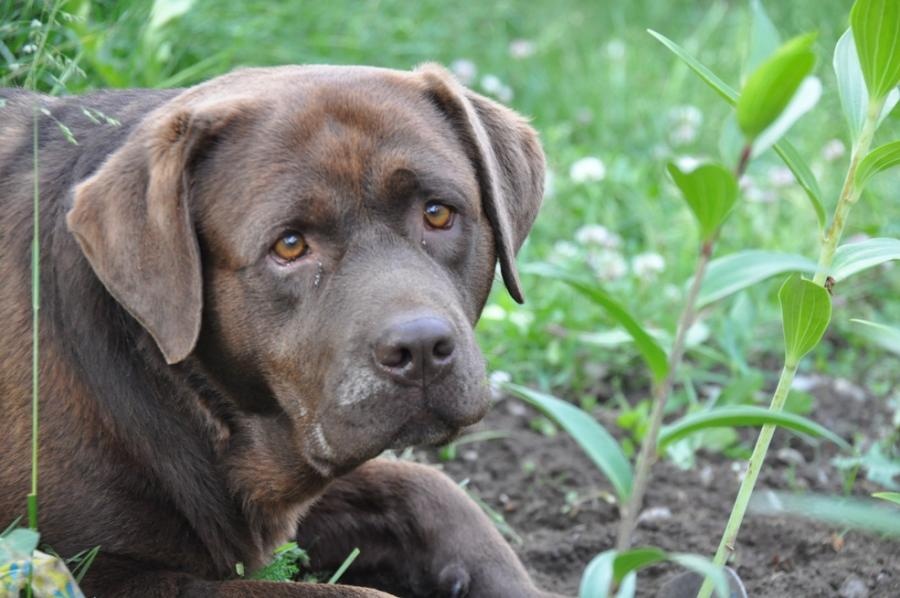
{"left": 196, "top": 67, "right": 482, "bottom": 264}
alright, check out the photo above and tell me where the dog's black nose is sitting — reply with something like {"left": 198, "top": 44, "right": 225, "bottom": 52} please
{"left": 374, "top": 316, "right": 456, "bottom": 384}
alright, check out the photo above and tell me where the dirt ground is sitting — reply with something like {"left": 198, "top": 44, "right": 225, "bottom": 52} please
{"left": 418, "top": 376, "right": 900, "bottom": 597}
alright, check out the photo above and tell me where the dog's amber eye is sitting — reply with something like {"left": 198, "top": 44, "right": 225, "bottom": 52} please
{"left": 272, "top": 232, "right": 308, "bottom": 262}
{"left": 424, "top": 201, "right": 454, "bottom": 229}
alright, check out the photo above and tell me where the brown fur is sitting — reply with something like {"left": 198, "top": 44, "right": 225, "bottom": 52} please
{"left": 0, "top": 65, "right": 550, "bottom": 597}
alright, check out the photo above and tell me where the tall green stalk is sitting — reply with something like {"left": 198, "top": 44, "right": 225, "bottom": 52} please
{"left": 28, "top": 105, "right": 40, "bottom": 532}
{"left": 697, "top": 92, "right": 887, "bottom": 598}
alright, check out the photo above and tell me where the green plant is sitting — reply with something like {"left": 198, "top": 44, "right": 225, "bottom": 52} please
{"left": 505, "top": 0, "right": 900, "bottom": 595}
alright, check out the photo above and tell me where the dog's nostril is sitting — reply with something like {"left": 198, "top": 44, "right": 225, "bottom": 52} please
{"left": 374, "top": 316, "right": 457, "bottom": 382}
{"left": 433, "top": 338, "right": 454, "bottom": 360}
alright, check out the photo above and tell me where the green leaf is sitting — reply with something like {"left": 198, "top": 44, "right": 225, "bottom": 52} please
{"left": 504, "top": 383, "right": 633, "bottom": 503}
{"left": 657, "top": 406, "right": 850, "bottom": 452}
{"left": 850, "top": 318, "right": 900, "bottom": 355}
{"left": 697, "top": 251, "right": 817, "bottom": 308}
{"left": 524, "top": 264, "right": 669, "bottom": 382}
{"left": 666, "top": 161, "right": 739, "bottom": 241}
{"left": 580, "top": 548, "right": 729, "bottom": 598}
{"left": 832, "top": 237, "right": 900, "bottom": 280}
{"left": 612, "top": 547, "right": 668, "bottom": 583}
{"left": 746, "top": 0, "right": 781, "bottom": 76}
{"left": 647, "top": 30, "right": 739, "bottom": 105}
{"left": 737, "top": 33, "right": 817, "bottom": 139}
{"left": 580, "top": 550, "right": 617, "bottom": 598}
{"left": 856, "top": 141, "right": 900, "bottom": 192}
{"left": 772, "top": 140, "right": 826, "bottom": 229}
{"left": 751, "top": 491, "right": 900, "bottom": 536}
{"left": 873, "top": 492, "right": 900, "bottom": 506}
{"left": 850, "top": 0, "right": 900, "bottom": 100}
{"left": 779, "top": 275, "right": 832, "bottom": 366}
{"left": 751, "top": 76, "right": 822, "bottom": 157}
{"left": 832, "top": 30, "right": 899, "bottom": 139}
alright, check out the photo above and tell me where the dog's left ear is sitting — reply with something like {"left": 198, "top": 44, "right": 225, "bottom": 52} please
{"left": 417, "top": 64, "right": 545, "bottom": 304}
{"left": 67, "top": 98, "right": 251, "bottom": 364}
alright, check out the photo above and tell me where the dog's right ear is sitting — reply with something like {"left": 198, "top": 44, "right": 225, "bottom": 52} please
{"left": 67, "top": 99, "right": 251, "bottom": 365}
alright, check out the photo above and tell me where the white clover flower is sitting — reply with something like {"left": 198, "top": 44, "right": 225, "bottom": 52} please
{"left": 674, "top": 155, "right": 702, "bottom": 172}
{"left": 632, "top": 252, "right": 666, "bottom": 279}
{"left": 605, "top": 39, "right": 626, "bottom": 61}
{"left": 666, "top": 105, "right": 703, "bottom": 146}
{"left": 480, "top": 74, "right": 503, "bottom": 94}
{"left": 575, "top": 224, "right": 620, "bottom": 248}
{"left": 543, "top": 168, "right": 556, "bottom": 199}
{"left": 550, "top": 240, "right": 580, "bottom": 262}
{"left": 822, "top": 138, "right": 846, "bottom": 162}
{"left": 767, "top": 165, "right": 795, "bottom": 188}
{"left": 588, "top": 249, "right": 628, "bottom": 281}
{"left": 480, "top": 74, "right": 514, "bottom": 102}
{"left": 450, "top": 59, "right": 477, "bottom": 85}
{"left": 508, "top": 39, "right": 536, "bottom": 59}
{"left": 495, "top": 84, "right": 514, "bottom": 103}
{"left": 481, "top": 304, "right": 507, "bottom": 320}
{"left": 569, "top": 156, "right": 607, "bottom": 183}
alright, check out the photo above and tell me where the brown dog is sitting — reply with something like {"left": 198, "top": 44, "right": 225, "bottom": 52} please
{"left": 0, "top": 65, "right": 548, "bottom": 596}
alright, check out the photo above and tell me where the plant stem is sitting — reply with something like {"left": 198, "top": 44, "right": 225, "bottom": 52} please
{"left": 615, "top": 239, "right": 714, "bottom": 550}
{"left": 697, "top": 363, "right": 797, "bottom": 598}
{"left": 813, "top": 96, "right": 883, "bottom": 286}
{"left": 697, "top": 91, "right": 888, "bottom": 598}
{"left": 28, "top": 105, "right": 40, "bottom": 532}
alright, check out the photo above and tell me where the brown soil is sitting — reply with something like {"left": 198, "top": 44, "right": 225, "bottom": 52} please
{"left": 418, "top": 376, "right": 900, "bottom": 597}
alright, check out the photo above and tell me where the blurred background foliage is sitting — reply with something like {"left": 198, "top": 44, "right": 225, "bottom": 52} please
{"left": 2, "top": 0, "right": 898, "bottom": 415}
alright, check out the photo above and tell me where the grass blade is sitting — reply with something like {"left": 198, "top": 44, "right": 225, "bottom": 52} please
{"left": 772, "top": 140, "right": 826, "bottom": 229}
{"left": 647, "top": 30, "right": 738, "bottom": 105}
{"left": 873, "top": 492, "right": 900, "bottom": 506}
{"left": 504, "top": 383, "right": 633, "bottom": 503}
{"left": 657, "top": 405, "right": 850, "bottom": 452}
{"left": 697, "top": 250, "right": 816, "bottom": 308}
{"left": 750, "top": 491, "right": 900, "bottom": 536}
{"left": 326, "top": 547, "right": 360, "bottom": 584}
{"left": 525, "top": 263, "right": 668, "bottom": 382}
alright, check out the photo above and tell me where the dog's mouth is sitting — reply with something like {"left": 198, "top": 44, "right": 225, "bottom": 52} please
{"left": 303, "top": 381, "right": 487, "bottom": 478}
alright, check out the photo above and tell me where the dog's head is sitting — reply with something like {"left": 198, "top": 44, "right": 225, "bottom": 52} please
{"left": 67, "top": 65, "right": 543, "bottom": 487}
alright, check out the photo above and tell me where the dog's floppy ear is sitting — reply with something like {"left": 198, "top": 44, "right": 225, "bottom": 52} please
{"left": 67, "top": 99, "right": 247, "bottom": 364}
{"left": 417, "top": 63, "right": 545, "bottom": 303}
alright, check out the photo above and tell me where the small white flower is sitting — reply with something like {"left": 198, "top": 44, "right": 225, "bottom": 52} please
{"left": 588, "top": 249, "right": 628, "bottom": 281}
{"left": 22, "top": 44, "right": 37, "bottom": 54}
{"left": 450, "top": 59, "right": 477, "bottom": 85}
{"left": 480, "top": 74, "right": 514, "bottom": 102}
{"left": 480, "top": 74, "right": 503, "bottom": 94}
{"left": 31, "top": 19, "right": 42, "bottom": 28}
{"left": 632, "top": 252, "right": 666, "bottom": 278}
{"left": 575, "top": 224, "right": 620, "bottom": 248}
{"left": 569, "top": 156, "right": 607, "bottom": 183}
{"left": 489, "top": 370, "right": 511, "bottom": 403}
{"left": 674, "top": 155, "right": 702, "bottom": 172}
{"left": 666, "top": 105, "right": 703, "bottom": 146}
{"left": 605, "top": 39, "right": 626, "bottom": 61}
{"left": 508, "top": 39, "right": 536, "bottom": 59}
{"left": 481, "top": 304, "right": 506, "bottom": 320}
{"left": 822, "top": 138, "right": 846, "bottom": 162}
{"left": 495, "top": 84, "right": 514, "bottom": 103}
{"left": 767, "top": 165, "right": 795, "bottom": 188}
{"left": 543, "top": 169, "right": 556, "bottom": 199}
{"left": 549, "top": 240, "right": 580, "bottom": 262}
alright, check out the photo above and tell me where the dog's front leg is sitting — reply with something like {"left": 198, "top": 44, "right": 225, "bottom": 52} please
{"left": 297, "top": 458, "right": 559, "bottom": 598}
